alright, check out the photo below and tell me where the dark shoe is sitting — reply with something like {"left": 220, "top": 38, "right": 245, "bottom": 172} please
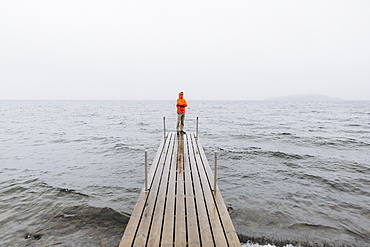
{"left": 181, "top": 130, "right": 186, "bottom": 134}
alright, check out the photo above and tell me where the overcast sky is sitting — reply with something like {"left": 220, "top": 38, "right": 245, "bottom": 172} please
{"left": 1, "top": 1, "right": 369, "bottom": 100}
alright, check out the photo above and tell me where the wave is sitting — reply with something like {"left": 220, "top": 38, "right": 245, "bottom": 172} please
{"left": 236, "top": 219, "right": 370, "bottom": 247}
{"left": 292, "top": 172, "right": 370, "bottom": 196}
{"left": 53, "top": 205, "right": 129, "bottom": 227}
{"left": 313, "top": 136, "right": 370, "bottom": 147}
{"left": 49, "top": 136, "right": 121, "bottom": 144}
{"left": 57, "top": 188, "right": 90, "bottom": 198}
{"left": 219, "top": 147, "right": 314, "bottom": 161}
{"left": 288, "top": 223, "right": 337, "bottom": 231}
{"left": 0, "top": 179, "right": 130, "bottom": 246}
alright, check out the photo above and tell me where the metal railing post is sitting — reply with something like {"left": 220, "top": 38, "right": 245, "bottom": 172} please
{"left": 196, "top": 117, "right": 199, "bottom": 140}
{"left": 163, "top": 117, "right": 166, "bottom": 139}
{"left": 214, "top": 151, "right": 217, "bottom": 194}
{"left": 145, "top": 151, "right": 148, "bottom": 192}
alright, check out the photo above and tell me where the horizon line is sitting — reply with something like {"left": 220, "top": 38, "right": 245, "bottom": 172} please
{"left": 1, "top": 98, "right": 370, "bottom": 101}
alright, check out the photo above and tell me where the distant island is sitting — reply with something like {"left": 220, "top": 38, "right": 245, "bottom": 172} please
{"left": 265, "top": 94, "right": 344, "bottom": 101}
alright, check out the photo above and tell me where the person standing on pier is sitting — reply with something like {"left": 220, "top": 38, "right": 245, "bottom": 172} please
{"left": 176, "top": 92, "right": 187, "bottom": 134}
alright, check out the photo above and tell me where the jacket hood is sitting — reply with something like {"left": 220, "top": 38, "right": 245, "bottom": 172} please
{"left": 178, "top": 92, "right": 184, "bottom": 99}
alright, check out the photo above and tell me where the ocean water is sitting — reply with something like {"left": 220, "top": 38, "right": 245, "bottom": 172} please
{"left": 0, "top": 100, "right": 369, "bottom": 246}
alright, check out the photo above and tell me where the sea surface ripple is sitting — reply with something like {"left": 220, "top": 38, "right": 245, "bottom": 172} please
{"left": 0, "top": 100, "right": 369, "bottom": 246}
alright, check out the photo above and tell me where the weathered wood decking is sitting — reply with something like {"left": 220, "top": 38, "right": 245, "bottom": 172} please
{"left": 119, "top": 132, "right": 240, "bottom": 246}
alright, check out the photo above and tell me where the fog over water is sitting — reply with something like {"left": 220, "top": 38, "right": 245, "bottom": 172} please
{"left": 1, "top": 1, "right": 370, "bottom": 100}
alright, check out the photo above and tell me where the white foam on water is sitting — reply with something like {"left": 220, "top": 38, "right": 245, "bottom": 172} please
{"left": 242, "top": 242, "right": 296, "bottom": 247}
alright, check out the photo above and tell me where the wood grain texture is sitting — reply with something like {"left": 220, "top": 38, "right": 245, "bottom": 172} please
{"left": 119, "top": 132, "right": 241, "bottom": 247}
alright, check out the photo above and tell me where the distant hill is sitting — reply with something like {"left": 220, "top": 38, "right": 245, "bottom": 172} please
{"left": 265, "top": 94, "right": 344, "bottom": 102}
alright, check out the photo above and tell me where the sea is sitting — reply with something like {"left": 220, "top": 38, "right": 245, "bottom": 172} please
{"left": 0, "top": 100, "right": 369, "bottom": 247}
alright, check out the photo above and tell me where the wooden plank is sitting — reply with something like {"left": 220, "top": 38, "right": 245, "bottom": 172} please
{"left": 119, "top": 134, "right": 170, "bottom": 247}
{"left": 183, "top": 134, "right": 200, "bottom": 246}
{"left": 189, "top": 133, "right": 229, "bottom": 247}
{"left": 192, "top": 133, "right": 241, "bottom": 247}
{"left": 177, "top": 132, "right": 184, "bottom": 172}
{"left": 187, "top": 133, "right": 215, "bottom": 246}
{"left": 132, "top": 133, "right": 175, "bottom": 246}
{"left": 146, "top": 133, "right": 176, "bottom": 246}
{"left": 214, "top": 192, "right": 241, "bottom": 247}
{"left": 120, "top": 132, "right": 240, "bottom": 247}
{"left": 161, "top": 134, "right": 178, "bottom": 246}
{"left": 175, "top": 133, "right": 186, "bottom": 246}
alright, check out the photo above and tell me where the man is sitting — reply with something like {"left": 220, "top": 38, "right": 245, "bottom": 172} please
{"left": 176, "top": 92, "right": 187, "bottom": 134}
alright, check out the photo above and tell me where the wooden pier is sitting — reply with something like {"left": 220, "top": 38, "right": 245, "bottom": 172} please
{"left": 119, "top": 132, "right": 240, "bottom": 246}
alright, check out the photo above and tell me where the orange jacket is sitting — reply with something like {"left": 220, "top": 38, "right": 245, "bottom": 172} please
{"left": 176, "top": 92, "right": 187, "bottom": 113}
